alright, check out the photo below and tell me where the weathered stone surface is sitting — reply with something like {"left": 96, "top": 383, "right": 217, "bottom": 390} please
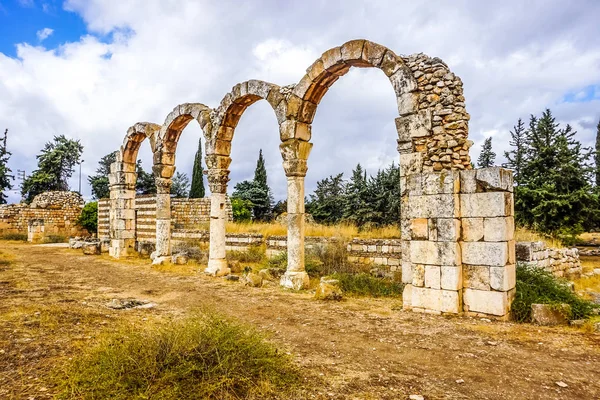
{"left": 171, "top": 253, "right": 188, "bottom": 265}
{"left": 483, "top": 217, "right": 514, "bottom": 242}
{"left": 462, "top": 242, "right": 508, "bottom": 266}
{"left": 463, "top": 265, "right": 490, "bottom": 290}
{"left": 408, "top": 194, "right": 459, "bottom": 219}
{"left": 410, "top": 241, "right": 461, "bottom": 266}
{"left": 460, "top": 192, "right": 512, "bottom": 218}
{"left": 244, "top": 272, "right": 263, "bottom": 287}
{"left": 441, "top": 266, "right": 462, "bottom": 290}
{"left": 82, "top": 242, "right": 100, "bottom": 255}
{"left": 531, "top": 304, "right": 571, "bottom": 326}
{"left": 461, "top": 218, "right": 484, "bottom": 242}
{"left": 475, "top": 167, "right": 513, "bottom": 192}
{"left": 315, "top": 277, "right": 343, "bottom": 300}
{"left": 463, "top": 289, "right": 510, "bottom": 316}
{"left": 424, "top": 265, "right": 441, "bottom": 289}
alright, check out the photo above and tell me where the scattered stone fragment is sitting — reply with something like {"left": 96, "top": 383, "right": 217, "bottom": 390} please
{"left": 531, "top": 304, "right": 571, "bottom": 326}
{"left": 244, "top": 272, "right": 263, "bottom": 287}
{"left": 315, "top": 277, "right": 343, "bottom": 301}
{"left": 171, "top": 253, "right": 188, "bottom": 265}
{"left": 106, "top": 298, "right": 151, "bottom": 310}
{"left": 82, "top": 242, "right": 100, "bottom": 255}
{"left": 555, "top": 381, "right": 568, "bottom": 388}
{"left": 409, "top": 395, "right": 425, "bottom": 400}
{"left": 225, "top": 275, "right": 240, "bottom": 281}
{"left": 486, "top": 341, "right": 498, "bottom": 346}
{"left": 569, "top": 319, "right": 586, "bottom": 327}
{"left": 456, "top": 379, "right": 465, "bottom": 384}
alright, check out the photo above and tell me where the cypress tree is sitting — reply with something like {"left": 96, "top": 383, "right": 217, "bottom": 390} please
{"left": 189, "top": 137, "right": 205, "bottom": 198}
{"left": 0, "top": 129, "right": 12, "bottom": 204}
{"left": 254, "top": 149, "right": 268, "bottom": 189}
{"left": 477, "top": 137, "right": 496, "bottom": 168}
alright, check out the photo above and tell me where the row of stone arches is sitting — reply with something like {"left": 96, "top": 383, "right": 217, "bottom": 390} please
{"left": 108, "top": 39, "right": 475, "bottom": 293}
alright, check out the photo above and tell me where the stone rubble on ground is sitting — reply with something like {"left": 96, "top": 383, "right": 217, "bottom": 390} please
{"left": 315, "top": 277, "right": 343, "bottom": 301}
{"left": 531, "top": 304, "right": 571, "bottom": 326}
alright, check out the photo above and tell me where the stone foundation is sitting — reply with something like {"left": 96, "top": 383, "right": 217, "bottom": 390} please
{"left": 516, "top": 242, "right": 581, "bottom": 278}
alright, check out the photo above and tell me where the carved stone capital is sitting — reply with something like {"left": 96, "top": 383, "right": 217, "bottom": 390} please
{"left": 207, "top": 168, "right": 230, "bottom": 194}
{"left": 280, "top": 139, "right": 312, "bottom": 177}
{"left": 155, "top": 177, "right": 172, "bottom": 194}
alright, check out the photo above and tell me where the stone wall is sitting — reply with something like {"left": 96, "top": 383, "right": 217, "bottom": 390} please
{"left": 516, "top": 242, "right": 581, "bottom": 278}
{"left": 346, "top": 238, "right": 402, "bottom": 269}
{"left": 0, "top": 191, "right": 87, "bottom": 241}
{"left": 98, "top": 195, "right": 232, "bottom": 242}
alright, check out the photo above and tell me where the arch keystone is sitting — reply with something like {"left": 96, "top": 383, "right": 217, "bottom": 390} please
{"left": 340, "top": 39, "right": 368, "bottom": 65}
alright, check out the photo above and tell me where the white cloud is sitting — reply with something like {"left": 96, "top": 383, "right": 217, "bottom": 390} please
{"left": 36, "top": 27, "right": 54, "bottom": 41}
{"left": 1, "top": 0, "right": 599, "bottom": 202}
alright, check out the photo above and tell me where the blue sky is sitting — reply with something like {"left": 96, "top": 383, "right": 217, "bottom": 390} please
{"left": 0, "top": 0, "right": 599, "bottom": 203}
{"left": 0, "top": 0, "right": 86, "bottom": 56}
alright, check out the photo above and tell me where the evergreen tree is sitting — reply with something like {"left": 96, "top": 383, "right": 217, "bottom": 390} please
{"left": 343, "top": 164, "right": 370, "bottom": 227}
{"left": 88, "top": 151, "right": 117, "bottom": 199}
{"left": 477, "top": 137, "right": 496, "bottom": 168}
{"left": 189, "top": 137, "right": 205, "bottom": 198}
{"left": 503, "top": 118, "right": 527, "bottom": 186}
{"left": 0, "top": 129, "right": 13, "bottom": 204}
{"left": 306, "top": 173, "right": 346, "bottom": 224}
{"left": 595, "top": 118, "right": 600, "bottom": 188}
{"left": 254, "top": 149, "right": 268, "bottom": 189}
{"left": 135, "top": 161, "right": 156, "bottom": 195}
{"left": 21, "top": 135, "right": 83, "bottom": 202}
{"left": 170, "top": 171, "right": 190, "bottom": 198}
{"left": 232, "top": 149, "right": 274, "bottom": 221}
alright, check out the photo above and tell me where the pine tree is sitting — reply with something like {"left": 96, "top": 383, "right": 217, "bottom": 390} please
{"left": 254, "top": 149, "right": 268, "bottom": 189}
{"left": 305, "top": 173, "right": 346, "bottom": 224}
{"left": 251, "top": 149, "right": 273, "bottom": 221}
{"left": 135, "top": 161, "right": 156, "bottom": 195}
{"left": 21, "top": 135, "right": 83, "bottom": 202}
{"left": 595, "top": 118, "right": 600, "bottom": 188}
{"left": 88, "top": 151, "right": 117, "bottom": 199}
{"left": 189, "top": 137, "right": 205, "bottom": 198}
{"left": 477, "top": 137, "right": 496, "bottom": 168}
{"left": 0, "top": 129, "right": 13, "bottom": 204}
{"left": 343, "top": 164, "right": 370, "bottom": 227}
{"left": 503, "top": 118, "right": 527, "bottom": 186}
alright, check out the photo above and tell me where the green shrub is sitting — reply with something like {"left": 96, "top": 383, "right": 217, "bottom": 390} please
{"left": 331, "top": 273, "right": 404, "bottom": 297}
{"left": 0, "top": 232, "right": 28, "bottom": 241}
{"left": 43, "top": 234, "right": 67, "bottom": 243}
{"left": 227, "top": 245, "right": 266, "bottom": 263}
{"left": 77, "top": 201, "right": 98, "bottom": 233}
{"left": 512, "top": 264, "right": 599, "bottom": 322}
{"left": 57, "top": 313, "right": 301, "bottom": 399}
{"left": 231, "top": 198, "right": 253, "bottom": 222}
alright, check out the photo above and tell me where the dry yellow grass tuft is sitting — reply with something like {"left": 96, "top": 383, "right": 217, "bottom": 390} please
{"left": 514, "top": 227, "right": 563, "bottom": 248}
{"left": 225, "top": 221, "right": 400, "bottom": 239}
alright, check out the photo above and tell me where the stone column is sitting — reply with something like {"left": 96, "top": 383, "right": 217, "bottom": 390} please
{"left": 204, "top": 157, "right": 231, "bottom": 277}
{"left": 280, "top": 139, "right": 312, "bottom": 290}
{"left": 108, "top": 161, "right": 137, "bottom": 258}
{"left": 154, "top": 177, "right": 172, "bottom": 263}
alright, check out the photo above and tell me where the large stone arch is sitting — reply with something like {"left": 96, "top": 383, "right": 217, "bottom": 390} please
{"left": 108, "top": 122, "right": 161, "bottom": 258}
{"left": 204, "top": 80, "right": 282, "bottom": 276}
{"left": 151, "top": 103, "right": 211, "bottom": 261}
{"left": 278, "top": 40, "right": 473, "bottom": 290}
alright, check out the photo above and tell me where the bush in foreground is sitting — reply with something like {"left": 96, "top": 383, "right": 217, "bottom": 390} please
{"left": 0, "top": 232, "right": 27, "bottom": 241}
{"left": 512, "top": 264, "right": 599, "bottom": 322}
{"left": 58, "top": 313, "right": 301, "bottom": 399}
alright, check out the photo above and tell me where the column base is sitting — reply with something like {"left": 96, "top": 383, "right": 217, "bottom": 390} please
{"left": 280, "top": 271, "right": 310, "bottom": 290}
{"left": 205, "top": 259, "right": 231, "bottom": 277}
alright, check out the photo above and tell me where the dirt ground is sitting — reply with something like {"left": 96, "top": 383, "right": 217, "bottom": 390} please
{"left": 1, "top": 242, "right": 599, "bottom": 400}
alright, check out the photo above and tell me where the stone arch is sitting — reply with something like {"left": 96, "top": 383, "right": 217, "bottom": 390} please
{"left": 204, "top": 80, "right": 281, "bottom": 276}
{"left": 278, "top": 40, "right": 473, "bottom": 290}
{"left": 108, "top": 122, "right": 160, "bottom": 258}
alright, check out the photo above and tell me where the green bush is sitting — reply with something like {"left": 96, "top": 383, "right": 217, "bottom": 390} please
{"left": 77, "top": 201, "right": 98, "bottom": 233}
{"left": 57, "top": 313, "right": 301, "bottom": 399}
{"left": 0, "top": 232, "right": 28, "bottom": 241}
{"left": 512, "top": 264, "right": 599, "bottom": 322}
{"left": 231, "top": 198, "right": 252, "bottom": 222}
{"left": 331, "top": 273, "right": 404, "bottom": 297}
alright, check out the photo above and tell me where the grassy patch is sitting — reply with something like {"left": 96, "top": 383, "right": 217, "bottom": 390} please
{"left": 56, "top": 312, "right": 302, "bottom": 399}
{"left": 514, "top": 227, "right": 563, "bottom": 248}
{"left": 227, "top": 245, "right": 266, "bottom": 264}
{"left": 224, "top": 221, "right": 400, "bottom": 239}
{"left": 331, "top": 273, "right": 404, "bottom": 298}
{"left": 0, "top": 232, "right": 28, "bottom": 241}
{"left": 512, "top": 264, "right": 599, "bottom": 322}
{"left": 43, "top": 234, "right": 67, "bottom": 244}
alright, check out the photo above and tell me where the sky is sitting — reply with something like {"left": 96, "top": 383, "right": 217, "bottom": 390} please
{"left": 0, "top": 0, "right": 599, "bottom": 203}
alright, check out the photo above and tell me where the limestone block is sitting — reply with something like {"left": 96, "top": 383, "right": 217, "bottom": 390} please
{"left": 441, "top": 266, "right": 462, "bottom": 290}
{"left": 424, "top": 265, "right": 441, "bottom": 289}
{"left": 363, "top": 40, "right": 387, "bottom": 66}
{"left": 406, "top": 174, "right": 422, "bottom": 195}
{"left": 410, "top": 241, "right": 461, "bottom": 266}
{"left": 460, "top": 192, "right": 513, "bottom": 218}
{"left": 411, "top": 218, "right": 428, "bottom": 240}
{"left": 244, "top": 273, "right": 263, "bottom": 288}
{"left": 429, "top": 218, "right": 460, "bottom": 242}
{"left": 321, "top": 47, "right": 343, "bottom": 70}
{"left": 408, "top": 194, "right": 459, "bottom": 219}
{"left": 400, "top": 152, "right": 423, "bottom": 177}
{"left": 280, "top": 271, "right": 310, "bottom": 290}
{"left": 462, "top": 242, "right": 508, "bottom": 266}
{"left": 315, "top": 277, "right": 343, "bottom": 300}
{"left": 411, "top": 287, "right": 442, "bottom": 311}
{"left": 441, "top": 290, "right": 461, "bottom": 313}
{"left": 483, "top": 217, "right": 514, "bottom": 242}
{"left": 82, "top": 242, "right": 100, "bottom": 255}
{"left": 340, "top": 39, "right": 366, "bottom": 63}
{"left": 389, "top": 66, "right": 418, "bottom": 96}
{"left": 461, "top": 218, "right": 484, "bottom": 242}
{"left": 475, "top": 167, "right": 514, "bottom": 192}
{"left": 421, "top": 171, "right": 460, "bottom": 195}
{"left": 490, "top": 264, "right": 516, "bottom": 291}
{"left": 463, "top": 265, "right": 490, "bottom": 290}
{"left": 508, "top": 240, "right": 516, "bottom": 264}
{"left": 412, "top": 264, "right": 425, "bottom": 287}
{"left": 463, "top": 289, "right": 510, "bottom": 316}
{"left": 395, "top": 110, "right": 431, "bottom": 140}
{"left": 459, "top": 170, "right": 477, "bottom": 193}
{"left": 531, "top": 304, "right": 571, "bottom": 326}
{"left": 402, "top": 262, "right": 413, "bottom": 284}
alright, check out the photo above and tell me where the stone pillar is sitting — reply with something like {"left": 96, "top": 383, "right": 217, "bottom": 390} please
{"left": 154, "top": 177, "right": 172, "bottom": 263}
{"left": 108, "top": 160, "right": 137, "bottom": 258}
{"left": 204, "top": 155, "right": 231, "bottom": 276}
{"left": 280, "top": 139, "right": 312, "bottom": 290}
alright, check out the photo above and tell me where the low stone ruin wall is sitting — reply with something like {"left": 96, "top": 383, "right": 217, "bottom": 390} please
{"left": 97, "top": 195, "right": 233, "bottom": 241}
{"left": 0, "top": 191, "right": 87, "bottom": 241}
{"left": 346, "top": 239, "right": 402, "bottom": 270}
{"left": 516, "top": 241, "right": 582, "bottom": 278}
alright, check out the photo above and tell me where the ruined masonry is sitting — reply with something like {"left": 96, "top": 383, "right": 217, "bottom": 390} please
{"left": 106, "top": 39, "right": 517, "bottom": 318}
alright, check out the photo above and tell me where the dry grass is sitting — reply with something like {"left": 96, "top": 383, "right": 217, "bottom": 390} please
{"left": 225, "top": 221, "right": 400, "bottom": 239}
{"left": 576, "top": 232, "right": 600, "bottom": 244}
{"left": 514, "top": 227, "right": 563, "bottom": 248}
